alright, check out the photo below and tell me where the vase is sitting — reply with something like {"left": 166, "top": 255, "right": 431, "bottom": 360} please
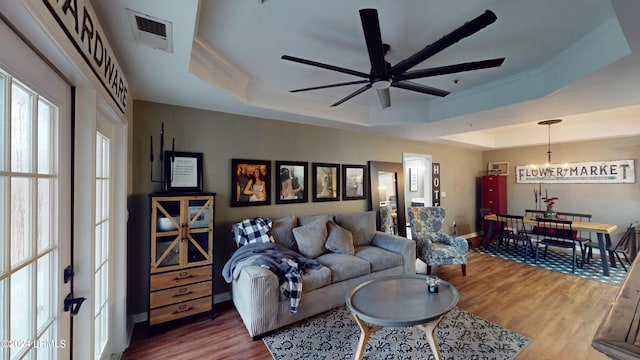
{"left": 544, "top": 206, "right": 556, "bottom": 219}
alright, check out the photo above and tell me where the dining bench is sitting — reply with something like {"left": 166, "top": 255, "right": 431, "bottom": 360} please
{"left": 592, "top": 254, "right": 640, "bottom": 359}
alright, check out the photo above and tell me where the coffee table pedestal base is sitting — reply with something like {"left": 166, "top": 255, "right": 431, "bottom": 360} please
{"left": 351, "top": 313, "right": 444, "bottom": 360}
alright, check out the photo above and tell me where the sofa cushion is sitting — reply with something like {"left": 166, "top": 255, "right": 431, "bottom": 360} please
{"left": 325, "top": 220, "right": 355, "bottom": 255}
{"left": 292, "top": 217, "right": 328, "bottom": 258}
{"left": 271, "top": 215, "right": 298, "bottom": 250}
{"left": 355, "top": 245, "right": 403, "bottom": 272}
{"left": 315, "top": 253, "right": 370, "bottom": 283}
{"left": 299, "top": 213, "right": 333, "bottom": 226}
{"left": 300, "top": 265, "right": 331, "bottom": 292}
{"left": 335, "top": 211, "right": 376, "bottom": 247}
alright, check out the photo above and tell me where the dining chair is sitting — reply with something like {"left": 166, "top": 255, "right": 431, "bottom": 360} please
{"left": 533, "top": 218, "right": 584, "bottom": 273}
{"left": 408, "top": 206, "right": 468, "bottom": 276}
{"left": 524, "top": 209, "right": 545, "bottom": 218}
{"left": 555, "top": 211, "right": 593, "bottom": 242}
{"left": 582, "top": 222, "right": 637, "bottom": 272}
{"left": 495, "top": 214, "right": 533, "bottom": 261}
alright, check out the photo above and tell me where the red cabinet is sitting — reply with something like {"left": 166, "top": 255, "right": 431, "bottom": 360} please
{"left": 481, "top": 175, "right": 507, "bottom": 214}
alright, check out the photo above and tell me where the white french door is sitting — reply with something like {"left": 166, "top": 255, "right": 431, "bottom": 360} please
{"left": 72, "top": 97, "right": 128, "bottom": 359}
{"left": 0, "top": 64, "right": 71, "bottom": 359}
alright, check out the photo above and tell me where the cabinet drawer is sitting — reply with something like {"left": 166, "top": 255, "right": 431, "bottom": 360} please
{"left": 150, "top": 282, "right": 212, "bottom": 309}
{"left": 150, "top": 267, "right": 212, "bottom": 291}
{"left": 149, "top": 297, "right": 212, "bottom": 325}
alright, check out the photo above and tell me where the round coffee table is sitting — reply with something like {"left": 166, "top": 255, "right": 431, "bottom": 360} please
{"left": 346, "top": 274, "right": 459, "bottom": 360}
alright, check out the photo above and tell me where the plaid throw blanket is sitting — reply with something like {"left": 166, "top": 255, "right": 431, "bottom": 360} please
{"left": 222, "top": 242, "right": 320, "bottom": 313}
{"left": 232, "top": 217, "right": 273, "bottom": 246}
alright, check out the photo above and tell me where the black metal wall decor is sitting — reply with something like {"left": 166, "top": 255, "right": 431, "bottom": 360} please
{"left": 149, "top": 122, "right": 175, "bottom": 192}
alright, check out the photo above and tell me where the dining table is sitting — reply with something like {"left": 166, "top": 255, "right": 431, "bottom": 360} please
{"left": 483, "top": 214, "right": 618, "bottom": 276}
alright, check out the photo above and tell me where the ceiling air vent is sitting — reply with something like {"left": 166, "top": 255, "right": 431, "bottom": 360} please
{"left": 127, "top": 9, "right": 173, "bottom": 53}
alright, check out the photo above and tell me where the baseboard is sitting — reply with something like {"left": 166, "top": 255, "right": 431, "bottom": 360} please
{"left": 214, "top": 291, "right": 232, "bottom": 303}
{"left": 461, "top": 232, "right": 480, "bottom": 239}
{"left": 132, "top": 312, "right": 147, "bottom": 324}
{"left": 132, "top": 291, "right": 233, "bottom": 324}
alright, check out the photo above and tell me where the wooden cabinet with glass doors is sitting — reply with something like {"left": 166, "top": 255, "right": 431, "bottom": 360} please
{"left": 148, "top": 193, "right": 216, "bottom": 327}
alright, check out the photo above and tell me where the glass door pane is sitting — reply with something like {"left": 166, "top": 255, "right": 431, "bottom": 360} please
{"left": 94, "top": 131, "right": 111, "bottom": 359}
{"left": 152, "top": 199, "right": 182, "bottom": 271}
{"left": 10, "top": 264, "right": 33, "bottom": 359}
{"left": 10, "top": 83, "right": 33, "bottom": 173}
{"left": 10, "top": 177, "right": 33, "bottom": 266}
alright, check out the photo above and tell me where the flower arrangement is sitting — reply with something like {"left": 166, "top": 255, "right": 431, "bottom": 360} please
{"left": 542, "top": 196, "right": 558, "bottom": 208}
{"left": 541, "top": 196, "right": 558, "bottom": 218}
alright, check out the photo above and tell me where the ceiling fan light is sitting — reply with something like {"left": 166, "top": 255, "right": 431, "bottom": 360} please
{"left": 372, "top": 80, "right": 391, "bottom": 90}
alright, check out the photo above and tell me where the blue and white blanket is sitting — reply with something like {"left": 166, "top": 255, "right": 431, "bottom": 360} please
{"left": 222, "top": 242, "right": 321, "bottom": 313}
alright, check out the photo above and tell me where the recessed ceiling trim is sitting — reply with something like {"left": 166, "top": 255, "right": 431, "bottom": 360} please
{"left": 189, "top": 37, "right": 250, "bottom": 101}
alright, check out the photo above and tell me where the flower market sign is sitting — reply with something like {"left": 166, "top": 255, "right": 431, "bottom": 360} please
{"left": 516, "top": 160, "right": 635, "bottom": 184}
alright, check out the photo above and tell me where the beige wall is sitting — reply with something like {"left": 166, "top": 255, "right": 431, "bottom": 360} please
{"left": 483, "top": 137, "right": 639, "bottom": 228}
{"left": 129, "top": 100, "right": 483, "bottom": 314}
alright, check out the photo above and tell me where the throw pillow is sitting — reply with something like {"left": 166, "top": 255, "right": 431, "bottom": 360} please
{"left": 271, "top": 215, "right": 298, "bottom": 250}
{"left": 325, "top": 220, "right": 354, "bottom": 255}
{"left": 292, "top": 217, "right": 328, "bottom": 258}
{"left": 299, "top": 213, "right": 333, "bottom": 226}
{"left": 233, "top": 217, "right": 273, "bottom": 246}
{"left": 335, "top": 211, "right": 376, "bottom": 247}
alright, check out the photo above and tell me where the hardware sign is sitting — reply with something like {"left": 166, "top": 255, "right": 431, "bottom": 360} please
{"left": 41, "top": 0, "right": 129, "bottom": 113}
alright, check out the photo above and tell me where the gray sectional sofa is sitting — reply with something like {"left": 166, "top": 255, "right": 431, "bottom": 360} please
{"left": 226, "top": 211, "right": 416, "bottom": 338}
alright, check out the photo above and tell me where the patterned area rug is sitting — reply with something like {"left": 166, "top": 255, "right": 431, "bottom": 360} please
{"left": 263, "top": 306, "right": 530, "bottom": 359}
{"left": 473, "top": 243, "right": 627, "bottom": 286}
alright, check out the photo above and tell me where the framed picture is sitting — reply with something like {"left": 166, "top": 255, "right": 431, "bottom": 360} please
{"left": 275, "top": 161, "right": 308, "bottom": 204}
{"left": 342, "top": 164, "right": 367, "bottom": 200}
{"left": 488, "top": 161, "right": 509, "bottom": 175}
{"left": 231, "top": 159, "right": 271, "bottom": 207}
{"left": 312, "top": 163, "right": 340, "bottom": 202}
{"left": 164, "top": 151, "right": 203, "bottom": 192}
{"left": 409, "top": 167, "right": 418, "bottom": 192}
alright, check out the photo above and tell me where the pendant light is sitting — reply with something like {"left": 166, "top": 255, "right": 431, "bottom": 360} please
{"left": 538, "top": 119, "right": 562, "bottom": 168}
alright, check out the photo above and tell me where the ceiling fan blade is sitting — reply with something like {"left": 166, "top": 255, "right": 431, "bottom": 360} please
{"left": 359, "top": 9, "right": 388, "bottom": 77}
{"left": 376, "top": 88, "right": 391, "bottom": 108}
{"left": 330, "top": 83, "right": 372, "bottom": 107}
{"left": 395, "top": 58, "right": 505, "bottom": 81}
{"left": 282, "top": 55, "right": 369, "bottom": 78}
{"left": 289, "top": 80, "right": 370, "bottom": 93}
{"left": 391, "top": 10, "right": 498, "bottom": 75}
{"left": 392, "top": 81, "right": 450, "bottom": 97}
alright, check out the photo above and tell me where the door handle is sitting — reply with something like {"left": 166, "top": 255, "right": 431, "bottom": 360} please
{"left": 64, "top": 293, "right": 86, "bottom": 317}
{"left": 63, "top": 265, "right": 85, "bottom": 316}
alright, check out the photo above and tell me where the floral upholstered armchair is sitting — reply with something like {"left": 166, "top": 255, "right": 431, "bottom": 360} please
{"left": 379, "top": 205, "right": 394, "bottom": 234}
{"left": 407, "top": 206, "right": 468, "bottom": 276}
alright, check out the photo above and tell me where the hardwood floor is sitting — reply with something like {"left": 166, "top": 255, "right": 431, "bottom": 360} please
{"left": 122, "top": 238, "right": 619, "bottom": 360}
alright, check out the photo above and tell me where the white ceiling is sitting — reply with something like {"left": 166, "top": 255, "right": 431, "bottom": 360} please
{"left": 91, "top": 0, "right": 640, "bottom": 150}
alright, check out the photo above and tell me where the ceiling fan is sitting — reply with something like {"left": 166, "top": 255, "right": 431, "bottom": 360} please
{"left": 282, "top": 9, "right": 505, "bottom": 108}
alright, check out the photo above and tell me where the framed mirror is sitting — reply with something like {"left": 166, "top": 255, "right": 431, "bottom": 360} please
{"left": 368, "top": 161, "right": 406, "bottom": 237}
